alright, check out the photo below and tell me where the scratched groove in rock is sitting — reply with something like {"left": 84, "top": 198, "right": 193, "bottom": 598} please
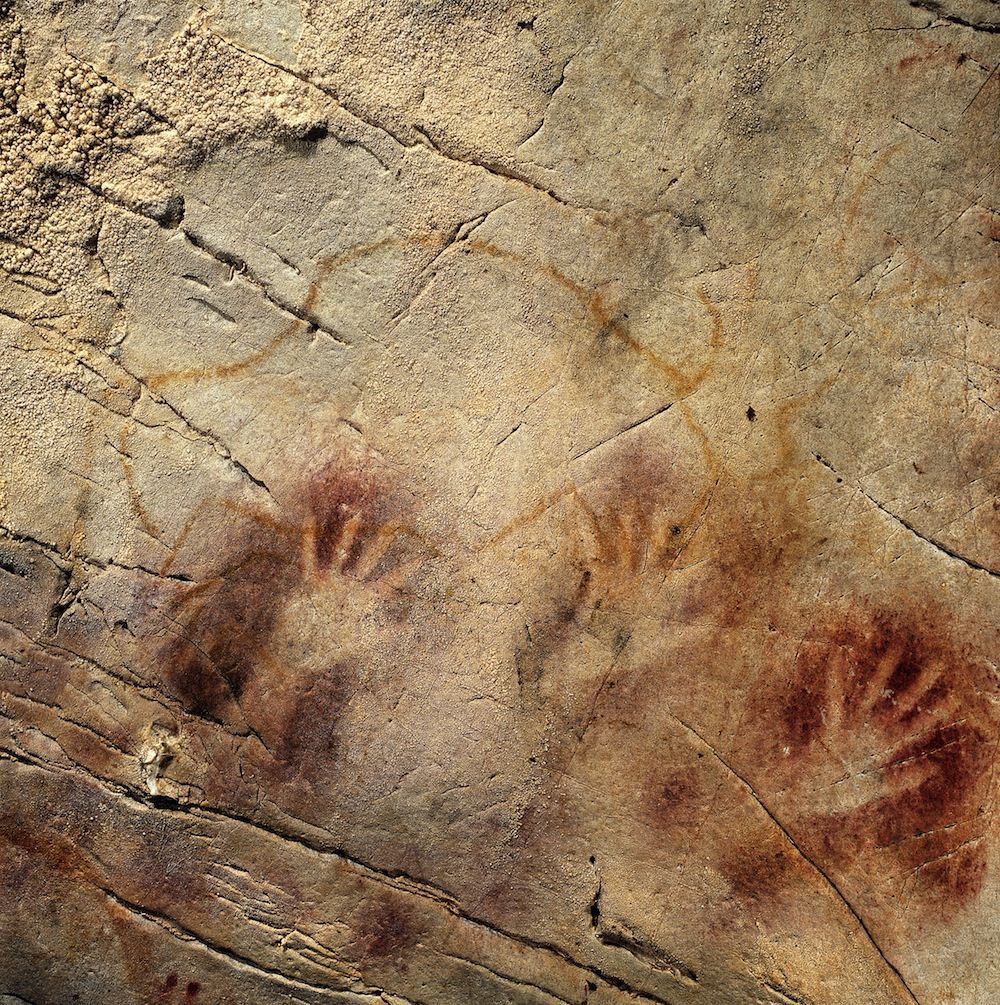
{"left": 0, "top": 0, "right": 997, "bottom": 1003}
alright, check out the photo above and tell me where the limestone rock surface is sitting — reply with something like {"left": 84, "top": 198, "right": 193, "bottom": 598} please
{"left": 0, "top": 1, "right": 998, "bottom": 1003}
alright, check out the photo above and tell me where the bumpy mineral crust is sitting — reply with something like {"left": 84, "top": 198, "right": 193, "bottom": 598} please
{"left": 0, "top": 1, "right": 998, "bottom": 1003}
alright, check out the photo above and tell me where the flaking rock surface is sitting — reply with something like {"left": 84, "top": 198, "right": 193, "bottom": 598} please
{"left": 0, "top": 0, "right": 998, "bottom": 1003}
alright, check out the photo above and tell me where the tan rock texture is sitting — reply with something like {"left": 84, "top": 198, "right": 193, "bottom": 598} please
{"left": 0, "top": 0, "right": 998, "bottom": 1002}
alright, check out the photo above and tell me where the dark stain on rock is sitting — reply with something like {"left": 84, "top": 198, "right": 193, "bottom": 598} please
{"left": 154, "top": 455, "right": 427, "bottom": 777}
{"left": 642, "top": 771, "right": 704, "bottom": 842}
{"left": 354, "top": 895, "right": 418, "bottom": 963}
{"left": 515, "top": 568, "right": 591, "bottom": 698}
{"left": 0, "top": 766, "right": 216, "bottom": 1001}
{"left": 511, "top": 433, "right": 699, "bottom": 739}
{"left": 718, "top": 837, "right": 801, "bottom": 914}
{"left": 895, "top": 40, "right": 966, "bottom": 75}
{"left": 572, "top": 437, "right": 695, "bottom": 606}
{"left": 0, "top": 817, "right": 101, "bottom": 889}
{"left": 270, "top": 661, "right": 355, "bottom": 769}
{"left": 745, "top": 602, "right": 997, "bottom": 919}
{"left": 156, "top": 510, "right": 298, "bottom": 723}
{"left": 307, "top": 464, "right": 386, "bottom": 575}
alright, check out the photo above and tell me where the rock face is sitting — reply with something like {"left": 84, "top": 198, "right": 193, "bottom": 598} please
{"left": 0, "top": 1, "right": 997, "bottom": 1002}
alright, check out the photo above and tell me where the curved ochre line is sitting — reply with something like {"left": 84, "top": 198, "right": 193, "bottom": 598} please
{"left": 150, "top": 227, "right": 736, "bottom": 560}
